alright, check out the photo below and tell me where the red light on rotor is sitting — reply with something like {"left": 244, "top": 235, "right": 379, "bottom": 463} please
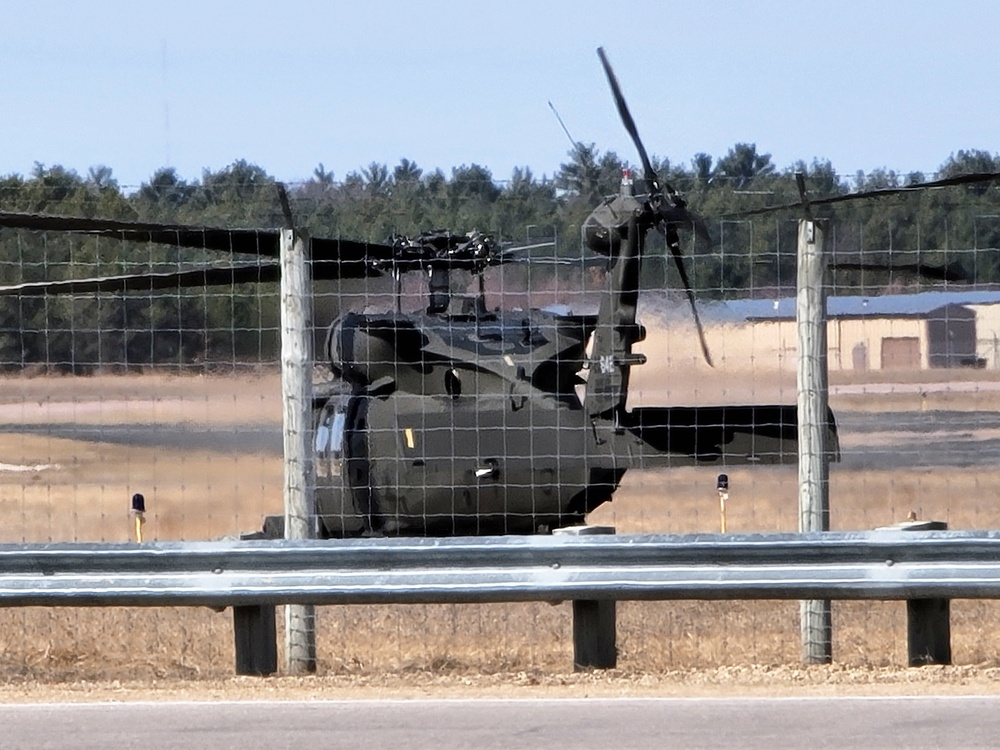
{"left": 620, "top": 168, "right": 634, "bottom": 196}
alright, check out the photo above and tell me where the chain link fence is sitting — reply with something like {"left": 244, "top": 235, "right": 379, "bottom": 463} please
{"left": 1, "top": 174, "right": 999, "bottom": 681}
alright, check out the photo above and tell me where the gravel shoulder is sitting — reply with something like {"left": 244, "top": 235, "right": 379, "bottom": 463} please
{"left": 4, "top": 665, "right": 1000, "bottom": 703}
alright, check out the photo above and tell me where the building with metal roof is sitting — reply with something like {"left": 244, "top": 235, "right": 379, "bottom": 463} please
{"left": 673, "top": 290, "right": 1000, "bottom": 372}
{"left": 708, "top": 290, "right": 1000, "bottom": 323}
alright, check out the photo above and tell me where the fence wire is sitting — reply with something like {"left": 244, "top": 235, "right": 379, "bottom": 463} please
{"left": 0, "top": 176, "right": 999, "bottom": 681}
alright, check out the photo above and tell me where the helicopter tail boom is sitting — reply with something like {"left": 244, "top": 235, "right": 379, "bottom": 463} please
{"left": 618, "top": 405, "right": 839, "bottom": 469}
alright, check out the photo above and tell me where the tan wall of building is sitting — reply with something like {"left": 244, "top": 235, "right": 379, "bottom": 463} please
{"left": 638, "top": 315, "right": 928, "bottom": 374}
{"left": 970, "top": 303, "right": 1000, "bottom": 369}
{"left": 642, "top": 301, "right": 1000, "bottom": 375}
{"left": 831, "top": 318, "right": 926, "bottom": 371}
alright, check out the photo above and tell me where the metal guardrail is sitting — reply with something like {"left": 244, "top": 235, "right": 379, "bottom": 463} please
{"left": 3, "top": 530, "right": 1000, "bottom": 607}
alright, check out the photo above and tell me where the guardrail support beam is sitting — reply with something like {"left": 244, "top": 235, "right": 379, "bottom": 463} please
{"left": 907, "top": 598, "right": 951, "bottom": 666}
{"left": 233, "top": 604, "right": 277, "bottom": 676}
{"left": 557, "top": 525, "right": 617, "bottom": 670}
{"left": 573, "top": 599, "right": 616, "bottom": 670}
{"left": 896, "top": 520, "right": 952, "bottom": 666}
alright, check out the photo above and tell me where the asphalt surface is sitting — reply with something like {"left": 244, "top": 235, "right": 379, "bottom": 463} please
{"left": 1, "top": 408, "right": 996, "bottom": 470}
{"left": 2, "top": 697, "right": 998, "bottom": 749}
{"left": 836, "top": 409, "right": 1000, "bottom": 469}
{"left": 0, "top": 422, "right": 283, "bottom": 455}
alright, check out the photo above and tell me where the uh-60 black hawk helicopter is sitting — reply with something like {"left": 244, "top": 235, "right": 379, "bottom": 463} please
{"left": 0, "top": 48, "right": 843, "bottom": 537}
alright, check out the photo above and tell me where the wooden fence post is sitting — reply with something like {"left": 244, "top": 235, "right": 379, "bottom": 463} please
{"left": 797, "top": 218, "right": 832, "bottom": 664}
{"left": 280, "top": 227, "right": 317, "bottom": 674}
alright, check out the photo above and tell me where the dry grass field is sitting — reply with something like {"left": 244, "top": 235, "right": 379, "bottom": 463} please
{"left": 1, "top": 361, "right": 1000, "bottom": 694}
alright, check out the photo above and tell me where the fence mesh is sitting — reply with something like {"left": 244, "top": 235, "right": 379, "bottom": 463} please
{"left": 1, "top": 173, "right": 1000, "bottom": 682}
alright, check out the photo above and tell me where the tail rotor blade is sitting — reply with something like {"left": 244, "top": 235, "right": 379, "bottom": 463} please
{"left": 597, "top": 46, "right": 692, "bottom": 208}
{"left": 659, "top": 203, "right": 713, "bottom": 245}
{"left": 597, "top": 47, "right": 658, "bottom": 194}
{"left": 666, "top": 228, "right": 713, "bottom": 367}
{"left": 596, "top": 48, "right": 711, "bottom": 366}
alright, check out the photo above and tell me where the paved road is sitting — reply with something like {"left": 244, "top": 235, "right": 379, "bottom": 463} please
{"left": 2, "top": 696, "right": 999, "bottom": 749}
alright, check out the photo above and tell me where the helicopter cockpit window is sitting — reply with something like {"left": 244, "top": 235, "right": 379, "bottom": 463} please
{"left": 315, "top": 400, "right": 347, "bottom": 478}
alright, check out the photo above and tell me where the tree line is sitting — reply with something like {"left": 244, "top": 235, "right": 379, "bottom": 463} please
{"left": 0, "top": 143, "right": 998, "bottom": 371}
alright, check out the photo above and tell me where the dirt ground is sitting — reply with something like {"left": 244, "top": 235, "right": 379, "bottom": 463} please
{"left": 2, "top": 367, "right": 1000, "bottom": 698}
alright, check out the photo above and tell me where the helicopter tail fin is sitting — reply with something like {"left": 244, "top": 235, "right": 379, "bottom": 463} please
{"left": 584, "top": 216, "right": 644, "bottom": 420}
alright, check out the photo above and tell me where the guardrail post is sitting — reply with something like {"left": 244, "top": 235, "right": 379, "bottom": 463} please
{"left": 555, "top": 525, "right": 617, "bottom": 670}
{"left": 573, "top": 599, "right": 616, "bottom": 670}
{"left": 898, "top": 520, "right": 952, "bottom": 666}
{"left": 233, "top": 604, "right": 277, "bottom": 676}
{"left": 908, "top": 597, "right": 951, "bottom": 666}
{"left": 232, "top": 532, "right": 278, "bottom": 675}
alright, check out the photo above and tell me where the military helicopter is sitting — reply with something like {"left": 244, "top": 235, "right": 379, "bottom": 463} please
{"left": 0, "top": 48, "right": 844, "bottom": 537}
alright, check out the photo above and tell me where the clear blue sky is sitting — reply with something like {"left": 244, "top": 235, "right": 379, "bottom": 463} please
{"left": 2, "top": 0, "right": 998, "bottom": 189}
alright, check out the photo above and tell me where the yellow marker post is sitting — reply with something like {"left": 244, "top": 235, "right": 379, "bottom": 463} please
{"left": 717, "top": 474, "right": 729, "bottom": 534}
{"left": 130, "top": 492, "right": 146, "bottom": 543}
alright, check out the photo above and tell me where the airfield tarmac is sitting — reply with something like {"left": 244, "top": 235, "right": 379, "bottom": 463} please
{"left": 0, "top": 407, "right": 995, "bottom": 471}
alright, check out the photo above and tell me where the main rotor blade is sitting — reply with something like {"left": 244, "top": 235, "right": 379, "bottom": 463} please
{"left": 0, "top": 262, "right": 281, "bottom": 297}
{"left": 0, "top": 211, "right": 393, "bottom": 277}
{"left": 494, "top": 241, "right": 607, "bottom": 268}
{"left": 726, "top": 170, "right": 1000, "bottom": 218}
{"left": 496, "top": 254, "right": 608, "bottom": 267}
{"left": 829, "top": 260, "right": 968, "bottom": 283}
{"left": 0, "top": 212, "right": 281, "bottom": 253}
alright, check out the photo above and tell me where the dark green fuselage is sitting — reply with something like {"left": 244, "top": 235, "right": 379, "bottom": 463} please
{"left": 312, "top": 306, "right": 834, "bottom": 537}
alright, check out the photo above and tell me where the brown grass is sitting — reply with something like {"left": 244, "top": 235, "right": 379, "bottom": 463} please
{"left": 2, "top": 370, "right": 1000, "bottom": 687}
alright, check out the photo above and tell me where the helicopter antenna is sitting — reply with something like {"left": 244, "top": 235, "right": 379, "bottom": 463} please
{"left": 276, "top": 182, "right": 295, "bottom": 230}
{"left": 548, "top": 101, "right": 584, "bottom": 154}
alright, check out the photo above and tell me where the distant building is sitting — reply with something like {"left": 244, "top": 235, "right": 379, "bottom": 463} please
{"left": 697, "top": 291, "right": 1000, "bottom": 371}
